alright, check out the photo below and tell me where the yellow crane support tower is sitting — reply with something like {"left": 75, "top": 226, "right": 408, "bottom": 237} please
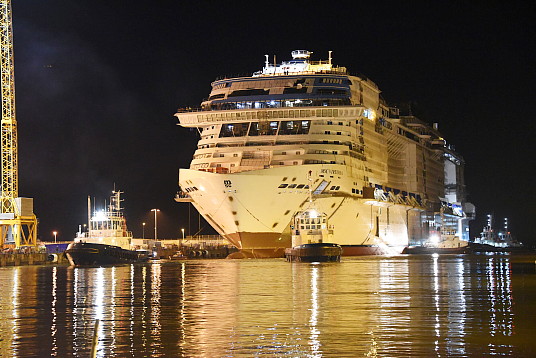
{"left": 0, "top": 0, "right": 38, "bottom": 248}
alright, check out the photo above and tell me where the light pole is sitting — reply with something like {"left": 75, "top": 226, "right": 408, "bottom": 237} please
{"left": 151, "top": 209, "right": 160, "bottom": 240}
{"left": 181, "top": 228, "right": 185, "bottom": 240}
{"left": 142, "top": 222, "right": 146, "bottom": 239}
{"left": 52, "top": 231, "right": 58, "bottom": 243}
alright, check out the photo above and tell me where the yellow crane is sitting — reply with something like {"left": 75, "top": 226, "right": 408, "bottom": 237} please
{"left": 0, "top": 0, "right": 38, "bottom": 248}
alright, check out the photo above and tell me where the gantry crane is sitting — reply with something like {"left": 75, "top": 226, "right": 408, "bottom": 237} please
{"left": 0, "top": 0, "right": 38, "bottom": 248}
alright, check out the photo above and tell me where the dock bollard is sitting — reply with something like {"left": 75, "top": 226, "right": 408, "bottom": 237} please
{"left": 91, "top": 319, "right": 100, "bottom": 358}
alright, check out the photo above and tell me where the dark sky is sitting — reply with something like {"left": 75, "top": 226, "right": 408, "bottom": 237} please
{"left": 11, "top": 1, "right": 536, "bottom": 245}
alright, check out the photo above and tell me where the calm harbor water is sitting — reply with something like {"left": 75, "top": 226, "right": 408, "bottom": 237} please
{"left": 0, "top": 254, "right": 535, "bottom": 357}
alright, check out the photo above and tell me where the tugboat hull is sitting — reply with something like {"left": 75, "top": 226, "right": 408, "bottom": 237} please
{"left": 65, "top": 242, "right": 148, "bottom": 266}
{"left": 403, "top": 246, "right": 468, "bottom": 254}
{"left": 285, "top": 243, "right": 342, "bottom": 262}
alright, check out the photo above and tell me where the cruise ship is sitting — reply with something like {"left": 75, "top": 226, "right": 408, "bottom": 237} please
{"left": 175, "top": 50, "right": 474, "bottom": 258}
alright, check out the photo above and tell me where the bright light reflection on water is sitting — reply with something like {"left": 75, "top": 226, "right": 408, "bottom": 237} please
{"left": 0, "top": 254, "right": 535, "bottom": 357}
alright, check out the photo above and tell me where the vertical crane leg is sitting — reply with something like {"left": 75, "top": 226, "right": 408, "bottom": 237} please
{"left": 0, "top": 1, "right": 38, "bottom": 249}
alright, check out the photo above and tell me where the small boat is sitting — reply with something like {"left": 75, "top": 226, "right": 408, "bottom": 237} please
{"left": 468, "top": 215, "right": 525, "bottom": 252}
{"left": 285, "top": 174, "right": 342, "bottom": 262}
{"left": 404, "top": 235, "right": 469, "bottom": 254}
{"left": 65, "top": 190, "right": 149, "bottom": 266}
{"left": 403, "top": 232, "right": 468, "bottom": 254}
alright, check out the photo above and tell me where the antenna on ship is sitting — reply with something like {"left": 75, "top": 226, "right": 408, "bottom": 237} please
{"left": 328, "top": 50, "right": 332, "bottom": 65}
{"left": 264, "top": 54, "right": 269, "bottom": 69}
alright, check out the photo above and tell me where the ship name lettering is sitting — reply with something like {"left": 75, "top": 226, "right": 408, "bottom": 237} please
{"left": 320, "top": 169, "right": 343, "bottom": 175}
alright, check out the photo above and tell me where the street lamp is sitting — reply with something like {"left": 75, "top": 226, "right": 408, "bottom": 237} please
{"left": 52, "top": 231, "right": 58, "bottom": 243}
{"left": 181, "top": 228, "right": 185, "bottom": 239}
{"left": 142, "top": 222, "right": 146, "bottom": 239}
{"left": 151, "top": 209, "right": 160, "bottom": 240}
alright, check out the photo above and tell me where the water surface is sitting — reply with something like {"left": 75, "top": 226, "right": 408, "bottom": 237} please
{"left": 0, "top": 254, "right": 535, "bottom": 357}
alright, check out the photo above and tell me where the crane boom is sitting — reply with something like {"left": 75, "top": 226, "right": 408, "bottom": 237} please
{"left": 0, "top": 0, "right": 38, "bottom": 248}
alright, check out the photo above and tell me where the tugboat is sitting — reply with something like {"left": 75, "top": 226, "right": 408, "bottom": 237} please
{"left": 403, "top": 205, "right": 469, "bottom": 254}
{"left": 469, "top": 215, "right": 524, "bottom": 252}
{"left": 65, "top": 190, "right": 149, "bottom": 266}
{"left": 285, "top": 173, "right": 342, "bottom": 262}
{"left": 403, "top": 232, "right": 469, "bottom": 254}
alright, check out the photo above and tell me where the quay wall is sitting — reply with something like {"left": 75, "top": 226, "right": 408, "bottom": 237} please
{"left": 0, "top": 252, "right": 69, "bottom": 267}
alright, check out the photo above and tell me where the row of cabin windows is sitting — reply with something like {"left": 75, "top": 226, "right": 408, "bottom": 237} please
{"left": 206, "top": 98, "right": 351, "bottom": 111}
{"left": 300, "top": 217, "right": 326, "bottom": 224}
{"left": 211, "top": 77, "right": 350, "bottom": 91}
{"left": 196, "top": 107, "right": 359, "bottom": 122}
{"left": 278, "top": 183, "right": 309, "bottom": 189}
{"left": 223, "top": 87, "right": 350, "bottom": 97}
{"left": 301, "top": 225, "right": 323, "bottom": 230}
{"left": 220, "top": 121, "right": 311, "bottom": 137}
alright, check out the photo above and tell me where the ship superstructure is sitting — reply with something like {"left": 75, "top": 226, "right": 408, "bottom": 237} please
{"left": 175, "top": 50, "right": 474, "bottom": 258}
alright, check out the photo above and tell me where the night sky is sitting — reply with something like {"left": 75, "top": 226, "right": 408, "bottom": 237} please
{"left": 11, "top": 1, "right": 535, "bottom": 245}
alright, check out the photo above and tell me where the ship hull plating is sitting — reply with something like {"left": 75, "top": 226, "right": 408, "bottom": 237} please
{"left": 65, "top": 242, "right": 148, "bottom": 266}
{"left": 180, "top": 165, "right": 422, "bottom": 257}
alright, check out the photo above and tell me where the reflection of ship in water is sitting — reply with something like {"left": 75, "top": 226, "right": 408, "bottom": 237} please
{"left": 0, "top": 255, "right": 532, "bottom": 356}
{"left": 65, "top": 190, "right": 149, "bottom": 266}
{"left": 469, "top": 214, "right": 526, "bottom": 252}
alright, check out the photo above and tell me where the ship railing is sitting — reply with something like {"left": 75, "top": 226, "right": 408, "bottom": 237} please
{"left": 176, "top": 106, "right": 364, "bottom": 126}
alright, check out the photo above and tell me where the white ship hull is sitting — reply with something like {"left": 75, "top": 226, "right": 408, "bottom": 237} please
{"left": 180, "top": 165, "right": 421, "bottom": 258}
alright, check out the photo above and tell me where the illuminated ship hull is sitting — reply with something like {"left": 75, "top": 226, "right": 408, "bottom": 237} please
{"left": 65, "top": 242, "right": 149, "bottom": 266}
{"left": 179, "top": 165, "right": 422, "bottom": 258}
{"left": 175, "top": 50, "right": 474, "bottom": 258}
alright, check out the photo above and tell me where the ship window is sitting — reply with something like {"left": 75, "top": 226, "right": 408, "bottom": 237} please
{"left": 296, "top": 184, "right": 305, "bottom": 189}
{"left": 208, "top": 93, "right": 225, "bottom": 100}
{"left": 316, "top": 88, "right": 347, "bottom": 96}
{"left": 278, "top": 120, "right": 310, "bottom": 135}
{"left": 248, "top": 121, "right": 279, "bottom": 136}
{"left": 283, "top": 87, "right": 307, "bottom": 94}
{"left": 278, "top": 184, "right": 288, "bottom": 188}
{"left": 288, "top": 184, "right": 297, "bottom": 188}
{"left": 228, "top": 89, "right": 269, "bottom": 97}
